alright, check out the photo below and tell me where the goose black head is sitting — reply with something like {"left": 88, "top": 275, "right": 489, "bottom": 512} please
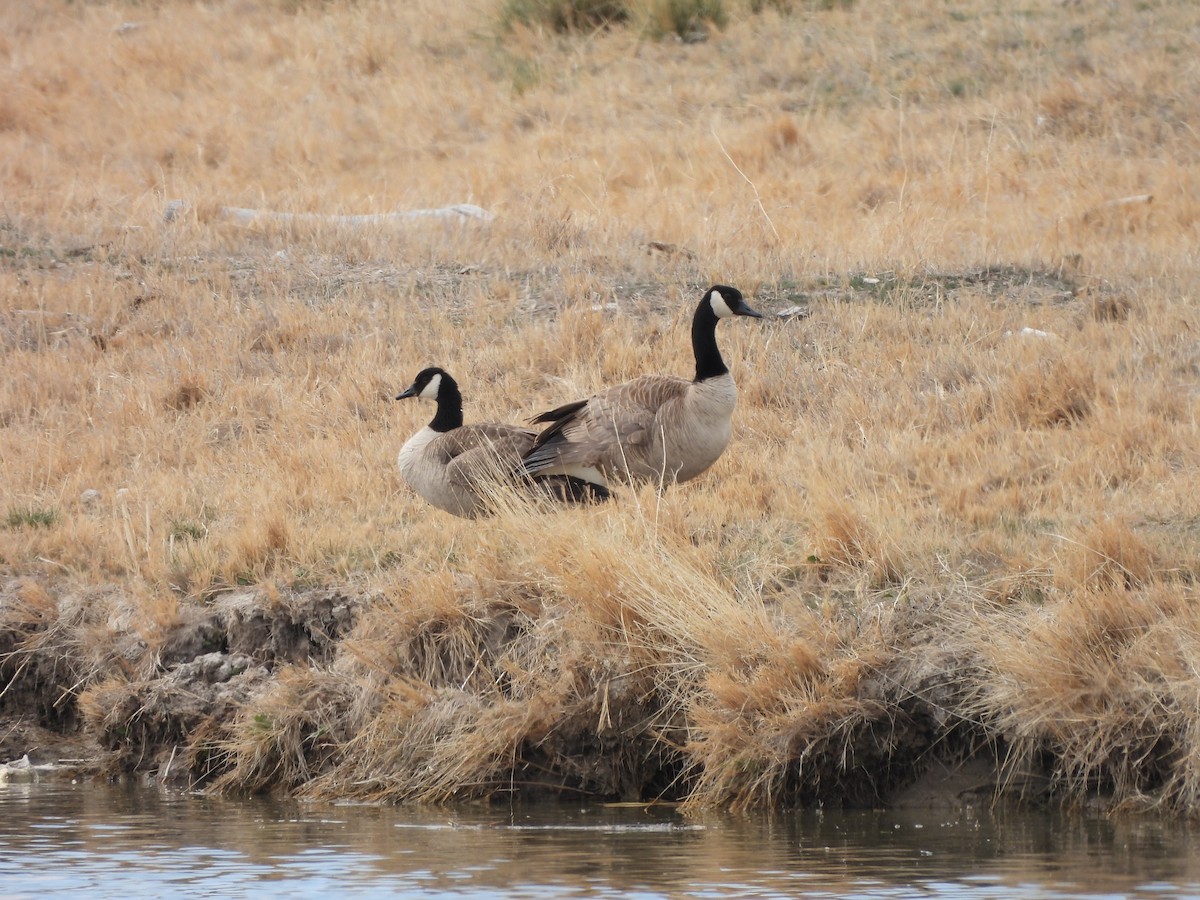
{"left": 396, "top": 367, "right": 453, "bottom": 402}
{"left": 707, "top": 285, "right": 764, "bottom": 320}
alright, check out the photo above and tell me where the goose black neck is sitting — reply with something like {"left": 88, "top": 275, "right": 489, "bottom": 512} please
{"left": 691, "top": 294, "right": 728, "bottom": 382}
{"left": 429, "top": 376, "right": 464, "bottom": 432}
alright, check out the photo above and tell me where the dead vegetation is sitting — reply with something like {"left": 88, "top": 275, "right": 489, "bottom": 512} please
{"left": 7, "top": 499, "right": 1200, "bottom": 814}
{"left": 967, "top": 583, "right": 1200, "bottom": 814}
{"left": 3, "top": 0, "right": 1200, "bottom": 813}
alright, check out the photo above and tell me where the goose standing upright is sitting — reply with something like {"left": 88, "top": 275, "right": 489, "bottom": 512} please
{"left": 395, "top": 367, "right": 608, "bottom": 518}
{"left": 521, "top": 284, "right": 763, "bottom": 490}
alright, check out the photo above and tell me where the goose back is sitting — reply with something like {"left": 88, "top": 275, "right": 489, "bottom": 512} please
{"left": 522, "top": 284, "right": 759, "bottom": 488}
{"left": 524, "top": 372, "right": 738, "bottom": 484}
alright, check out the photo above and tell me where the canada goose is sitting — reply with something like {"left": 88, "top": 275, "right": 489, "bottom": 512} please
{"left": 521, "top": 284, "right": 763, "bottom": 490}
{"left": 395, "top": 367, "right": 609, "bottom": 518}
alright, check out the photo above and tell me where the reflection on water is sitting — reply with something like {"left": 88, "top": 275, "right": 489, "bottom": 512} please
{"left": 1, "top": 779, "right": 1198, "bottom": 899}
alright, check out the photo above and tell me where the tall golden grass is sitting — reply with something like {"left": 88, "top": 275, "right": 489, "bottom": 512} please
{"left": 3, "top": 0, "right": 1200, "bottom": 810}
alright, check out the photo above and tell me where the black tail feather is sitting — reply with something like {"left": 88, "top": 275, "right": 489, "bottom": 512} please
{"left": 529, "top": 398, "right": 588, "bottom": 427}
{"left": 534, "top": 474, "right": 612, "bottom": 505}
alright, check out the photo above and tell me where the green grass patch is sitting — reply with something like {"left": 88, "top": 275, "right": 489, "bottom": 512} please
{"left": 750, "top": 0, "right": 853, "bottom": 10}
{"left": 497, "top": 0, "right": 730, "bottom": 40}
{"left": 170, "top": 518, "right": 209, "bottom": 541}
{"left": 643, "top": 0, "right": 727, "bottom": 38}
{"left": 5, "top": 507, "right": 58, "bottom": 529}
{"left": 499, "top": 0, "right": 630, "bottom": 32}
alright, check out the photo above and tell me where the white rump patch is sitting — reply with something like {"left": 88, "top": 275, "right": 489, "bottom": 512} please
{"left": 418, "top": 372, "right": 443, "bottom": 400}
{"left": 552, "top": 464, "right": 609, "bottom": 490}
{"left": 709, "top": 288, "right": 735, "bottom": 318}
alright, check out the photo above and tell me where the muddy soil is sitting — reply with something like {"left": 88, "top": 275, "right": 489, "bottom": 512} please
{"left": 0, "top": 579, "right": 363, "bottom": 786}
{"left": 0, "top": 575, "right": 1058, "bottom": 812}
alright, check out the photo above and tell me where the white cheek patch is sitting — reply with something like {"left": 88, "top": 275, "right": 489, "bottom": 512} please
{"left": 419, "top": 373, "right": 442, "bottom": 400}
{"left": 709, "top": 289, "right": 735, "bottom": 318}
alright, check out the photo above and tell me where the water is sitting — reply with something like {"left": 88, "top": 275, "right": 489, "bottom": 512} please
{"left": 1, "top": 780, "right": 1198, "bottom": 899}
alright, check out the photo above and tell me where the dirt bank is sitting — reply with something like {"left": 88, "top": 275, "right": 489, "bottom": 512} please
{"left": 4, "top": 572, "right": 1194, "bottom": 814}
{"left": 1, "top": 580, "right": 362, "bottom": 785}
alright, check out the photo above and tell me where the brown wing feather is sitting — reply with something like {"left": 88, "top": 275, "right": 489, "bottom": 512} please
{"left": 524, "top": 375, "right": 691, "bottom": 478}
{"left": 438, "top": 423, "right": 537, "bottom": 487}
{"left": 436, "top": 423, "right": 535, "bottom": 460}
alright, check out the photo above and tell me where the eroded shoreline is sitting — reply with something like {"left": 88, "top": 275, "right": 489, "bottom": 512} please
{"left": 3, "top": 573, "right": 1192, "bottom": 815}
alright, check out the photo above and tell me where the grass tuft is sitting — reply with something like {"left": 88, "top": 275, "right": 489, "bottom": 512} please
{"left": 642, "top": 0, "right": 727, "bottom": 38}
{"left": 969, "top": 583, "right": 1200, "bottom": 811}
{"left": 1058, "top": 519, "right": 1158, "bottom": 593}
{"left": 813, "top": 501, "right": 902, "bottom": 587}
{"left": 499, "top": 0, "right": 630, "bottom": 32}
{"left": 5, "top": 507, "right": 58, "bottom": 530}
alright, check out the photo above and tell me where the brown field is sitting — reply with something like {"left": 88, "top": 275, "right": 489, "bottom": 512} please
{"left": 2, "top": 0, "right": 1200, "bottom": 812}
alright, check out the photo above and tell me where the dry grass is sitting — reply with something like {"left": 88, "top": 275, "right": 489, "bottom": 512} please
{"left": 967, "top": 582, "right": 1200, "bottom": 813}
{"left": 3, "top": 0, "right": 1200, "bottom": 811}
